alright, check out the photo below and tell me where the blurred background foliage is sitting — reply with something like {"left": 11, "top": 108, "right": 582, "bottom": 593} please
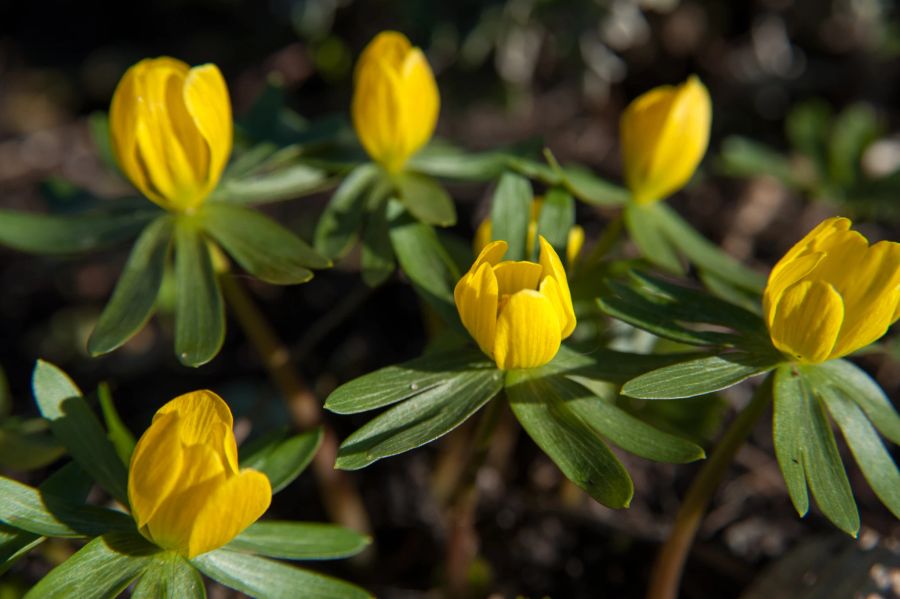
{"left": 1, "top": 1, "right": 899, "bottom": 597}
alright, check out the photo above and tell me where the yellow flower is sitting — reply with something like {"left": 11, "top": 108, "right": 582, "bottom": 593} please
{"left": 474, "top": 197, "right": 584, "bottom": 268}
{"left": 620, "top": 75, "right": 711, "bottom": 205}
{"left": 454, "top": 236, "right": 576, "bottom": 370}
{"left": 110, "top": 57, "right": 233, "bottom": 213}
{"left": 351, "top": 31, "right": 439, "bottom": 173}
{"left": 128, "top": 390, "right": 271, "bottom": 558}
{"left": 764, "top": 217, "right": 900, "bottom": 364}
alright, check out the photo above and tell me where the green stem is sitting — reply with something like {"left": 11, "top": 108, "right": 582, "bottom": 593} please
{"left": 646, "top": 374, "right": 773, "bottom": 599}
{"left": 582, "top": 212, "right": 624, "bottom": 270}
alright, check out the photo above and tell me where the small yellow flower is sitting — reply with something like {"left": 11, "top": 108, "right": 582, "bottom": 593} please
{"left": 352, "top": 31, "right": 440, "bottom": 173}
{"left": 110, "top": 57, "right": 233, "bottom": 213}
{"left": 764, "top": 216, "right": 900, "bottom": 364}
{"left": 474, "top": 197, "right": 584, "bottom": 267}
{"left": 620, "top": 75, "right": 711, "bottom": 205}
{"left": 128, "top": 390, "right": 271, "bottom": 558}
{"left": 454, "top": 237, "right": 576, "bottom": 370}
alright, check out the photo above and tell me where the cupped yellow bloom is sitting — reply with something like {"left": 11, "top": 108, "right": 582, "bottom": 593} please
{"left": 474, "top": 197, "right": 585, "bottom": 267}
{"left": 110, "top": 57, "right": 233, "bottom": 212}
{"left": 455, "top": 237, "right": 576, "bottom": 370}
{"left": 620, "top": 75, "right": 711, "bottom": 205}
{"left": 763, "top": 217, "right": 900, "bottom": 364}
{"left": 128, "top": 390, "right": 271, "bottom": 558}
{"left": 352, "top": 31, "right": 440, "bottom": 173}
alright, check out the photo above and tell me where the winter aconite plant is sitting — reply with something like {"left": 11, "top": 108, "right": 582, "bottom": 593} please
{"left": 0, "top": 363, "right": 370, "bottom": 598}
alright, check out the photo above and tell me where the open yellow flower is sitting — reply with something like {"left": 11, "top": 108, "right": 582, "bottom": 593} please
{"left": 620, "top": 75, "right": 711, "bottom": 205}
{"left": 474, "top": 197, "right": 585, "bottom": 267}
{"left": 764, "top": 216, "right": 900, "bottom": 364}
{"left": 352, "top": 31, "right": 439, "bottom": 173}
{"left": 455, "top": 237, "right": 576, "bottom": 370}
{"left": 110, "top": 57, "right": 233, "bottom": 213}
{"left": 128, "top": 390, "right": 271, "bottom": 558}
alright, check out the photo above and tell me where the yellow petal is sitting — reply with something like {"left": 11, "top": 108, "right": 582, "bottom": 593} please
{"left": 128, "top": 411, "right": 184, "bottom": 528}
{"left": 454, "top": 262, "right": 499, "bottom": 357}
{"left": 539, "top": 275, "right": 575, "bottom": 338}
{"left": 538, "top": 236, "right": 575, "bottom": 336}
{"left": 471, "top": 239, "right": 508, "bottom": 272}
{"left": 770, "top": 280, "right": 844, "bottom": 363}
{"left": 156, "top": 390, "right": 235, "bottom": 452}
{"left": 493, "top": 261, "right": 542, "bottom": 296}
{"left": 566, "top": 225, "right": 585, "bottom": 267}
{"left": 494, "top": 290, "right": 562, "bottom": 370}
{"left": 829, "top": 239, "right": 900, "bottom": 358}
{"left": 183, "top": 64, "right": 232, "bottom": 207}
{"left": 763, "top": 251, "right": 824, "bottom": 329}
{"left": 185, "top": 469, "right": 271, "bottom": 558}
{"left": 473, "top": 218, "right": 492, "bottom": 255}
{"left": 397, "top": 48, "right": 439, "bottom": 166}
{"left": 354, "top": 31, "right": 411, "bottom": 83}
{"left": 621, "top": 76, "right": 711, "bottom": 205}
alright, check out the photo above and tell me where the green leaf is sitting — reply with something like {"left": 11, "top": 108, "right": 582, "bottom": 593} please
{"left": 88, "top": 215, "right": 173, "bottom": 355}
{"left": 534, "top": 187, "right": 575, "bottom": 259}
{"left": 314, "top": 164, "right": 377, "bottom": 260}
{"left": 25, "top": 532, "right": 157, "bottom": 599}
{"left": 132, "top": 552, "right": 206, "bottom": 599}
{"left": 716, "top": 136, "right": 799, "bottom": 187}
{"left": 394, "top": 172, "right": 457, "bottom": 227}
{"left": 202, "top": 202, "right": 328, "bottom": 285}
{"left": 817, "top": 381, "right": 900, "bottom": 519}
{"left": 0, "top": 420, "right": 64, "bottom": 470}
{"left": 32, "top": 361, "right": 129, "bottom": 504}
{"left": 507, "top": 372, "right": 633, "bottom": 507}
{"left": 0, "top": 475, "right": 133, "bottom": 538}
{"left": 624, "top": 203, "right": 684, "bottom": 274}
{"left": 0, "top": 523, "right": 43, "bottom": 576}
{"left": 622, "top": 353, "right": 777, "bottom": 400}
{"left": 335, "top": 368, "right": 503, "bottom": 470}
{"left": 360, "top": 199, "right": 395, "bottom": 287}
{"left": 240, "top": 428, "right": 323, "bottom": 494}
{"left": 325, "top": 348, "right": 491, "bottom": 414}
{"left": 97, "top": 383, "right": 136, "bottom": 465}
{"left": 407, "top": 144, "right": 507, "bottom": 181}
{"left": 489, "top": 172, "right": 532, "bottom": 260}
{"left": 814, "top": 359, "right": 900, "bottom": 444}
{"left": 0, "top": 207, "right": 157, "bottom": 255}
{"left": 540, "top": 344, "right": 705, "bottom": 386}
{"left": 193, "top": 549, "right": 372, "bottom": 599}
{"left": 564, "top": 376, "right": 705, "bottom": 463}
{"left": 214, "top": 163, "right": 330, "bottom": 205}
{"left": 773, "top": 365, "right": 859, "bottom": 536}
{"left": 227, "top": 521, "right": 370, "bottom": 560}
{"left": 560, "top": 165, "right": 628, "bottom": 207}
{"left": 174, "top": 219, "right": 225, "bottom": 367}
{"left": 653, "top": 203, "right": 767, "bottom": 292}
{"left": 388, "top": 203, "right": 462, "bottom": 327}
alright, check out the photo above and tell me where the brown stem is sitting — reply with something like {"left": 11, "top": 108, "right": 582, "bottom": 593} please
{"left": 444, "top": 397, "right": 503, "bottom": 597}
{"left": 219, "top": 274, "right": 371, "bottom": 534}
{"left": 646, "top": 376, "right": 772, "bottom": 599}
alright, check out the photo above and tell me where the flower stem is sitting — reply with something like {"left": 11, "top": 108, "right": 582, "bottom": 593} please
{"left": 445, "top": 396, "right": 504, "bottom": 596}
{"left": 646, "top": 375, "right": 773, "bottom": 599}
{"left": 219, "top": 274, "right": 371, "bottom": 535}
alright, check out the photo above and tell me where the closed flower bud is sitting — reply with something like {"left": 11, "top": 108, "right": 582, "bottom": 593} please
{"left": 352, "top": 31, "right": 440, "bottom": 173}
{"left": 473, "top": 197, "right": 584, "bottom": 268}
{"left": 128, "top": 390, "right": 271, "bottom": 558}
{"left": 764, "top": 216, "right": 900, "bottom": 363}
{"left": 455, "top": 237, "right": 576, "bottom": 370}
{"left": 620, "top": 76, "right": 711, "bottom": 205}
{"left": 110, "top": 57, "right": 233, "bottom": 213}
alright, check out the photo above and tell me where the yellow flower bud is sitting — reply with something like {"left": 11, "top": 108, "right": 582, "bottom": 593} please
{"left": 128, "top": 390, "right": 271, "bottom": 558}
{"left": 764, "top": 217, "right": 900, "bottom": 364}
{"left": 473, "top": 197, "right": 584, "bottom": 267}
{"left": 620, "top": 76, "right": 711, "bottom": 205}
{"left": 455, "top": 236, "right": 576, "bottom": 370}
{"left": 352, "top": 31, "right": 440, "bottom": 173}
{"left": 110, "top": 57, "right": 233, "bottom": 213}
